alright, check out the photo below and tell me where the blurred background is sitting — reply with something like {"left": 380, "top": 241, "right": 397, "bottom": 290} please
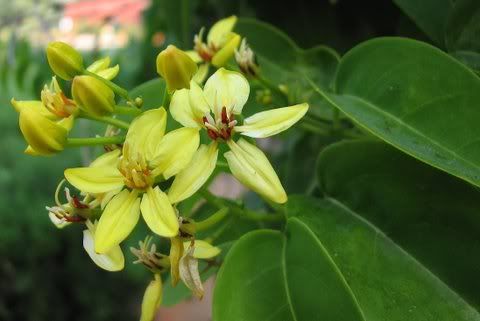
{"left": 0, "top": 0, "right": 425, "bottom": 320}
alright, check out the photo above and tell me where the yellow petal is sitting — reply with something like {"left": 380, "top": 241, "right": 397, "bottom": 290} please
{"left": 64, "top": 166, "right": 124, "bottom": 194}
{"left": 90, "top": 149, "right": 121, "bottom": 167}
{"left": 87, "top": 56, "right": 111, "bottom": 73}
{"left": 83, "top": 223, "right": 124, "bottom": 271}
{"left": 125, "top": 107, "right": 167, "bottom": 159}
{"left": 140, "top": 274, "right": 162, "bottom": 321}
{"left": 189, "top": 80, "right": 211, "bottom": 116}
{"left": 211, "top": 33, "right": 241, "bottom": 67}
{"left": 11, "top": 99, "right": 56, "bottom": 119}
{"left": 193, "top": 63, "right": 209, "bottom": 84}
{"left": 156, "top": 45, "right": 198, "bottom": 93}
{"left": 207, "top": 15, "right": 237, "bottom": 48}
{"left": 225, "top": 139, "right": 287, "bottom": 204}
{"left": 99, "top": 187, "right": 124, "bottom": 209}
{"left": 150, "top": 127, "right": 200, "bottom": 179}
{"left": 170, "top": 89, "right": 199, "bottom": 128}
{"left": 204, "top": 67, "right": 249, "bottom": 116}
{"left": 235, "top": 103, "right": 309, "bottom": 138}
{"left": 140, "top": 186, "right": 179, "bottom": 237}
{"left": 18, "top": 107, "right": 68, "bottom": 155}
{"left": 168, "top": 142, "right": 218, "bottom": 204}
{"left": 186, "top": 50, "right": 202, "bottom": 63}
{"left": 184, "top": 240, "right": 221, "bottom": 259}
{"left": 96, "top": 64, "right": 120, "bottom": 80}
{"left": 95, "top": 189, "right": 141, "bottom": 253}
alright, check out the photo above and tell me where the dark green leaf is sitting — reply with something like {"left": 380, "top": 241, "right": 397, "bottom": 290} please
{"left": 445, "top": 0, "right": 480, "bottom": 53}
{"left": 287, "top": 196, "right": 480, "bottom": 321}
{"left": 213, "top": 225, "right": 365, "bottom": 321}
{"left": 317, "top": 140, "right": 480, "bottom": 308}
{"left": 314, "top": 37, "right": 480, "bottom": 187}
{"left": 393, "top": 0, "right": 452, "bottom": 46}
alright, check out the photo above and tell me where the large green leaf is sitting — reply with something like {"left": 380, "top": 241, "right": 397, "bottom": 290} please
{"left": 213, "top": 224, "right": 365, "bottom": 321}
{"left": 393, "top": 0, "right": 452, "bottom": 46}
{"left": 317, "top": 140, "right": 480, "bottom": 308}
{"left": 287, "top": 196, "right": 480, "bottom": 321}
{"left": 445, "top": 0, "right": 480, "bottom": 53}
{"left": 235, "top": 18, "right": 339, "bottom": 119}
{"left": 314, "top": 37, "right": 480, "bottom": 187}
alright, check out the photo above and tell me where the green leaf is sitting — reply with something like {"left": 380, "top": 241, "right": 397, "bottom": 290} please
{"left": 393, "top": 0, "right": 452, "bottom": 46}
{"left": 287, "top": 196, "right": 480, "bottom": 321}
{"left": 213, "top": 224, "right": 365, "bottom": 321}
{"left": 235, "top": 18, "right": 339, "bottom": 119}
{"left": 317, "top": 140, "right": 480, "bottom": 308}
{"left": 445, "top": 0, "right": 480, "bottom": 53}
{"left": 450, "top": 51, "right": 480, "bottom": 74}
{"left": 314, "top": 37, "right": 480, "bottom": 187}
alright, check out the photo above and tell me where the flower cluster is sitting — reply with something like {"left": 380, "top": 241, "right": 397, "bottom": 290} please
{"left": 10, "top": 16, "right": 308, "bottom": 321}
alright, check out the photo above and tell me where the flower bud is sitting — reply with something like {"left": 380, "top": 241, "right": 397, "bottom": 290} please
{"left": 87, "top": 56, "right": 120, "bottom": 80}
{"left": 46, "top": 42, "right": 84, "bottom": 80}
{"left": 14, "top": 99, "right": 74, "bottom": 156}
{"left": 72, "top": 75, "right": 115, "bottom": 116}
{"left": 140, "top": 274, "right": 162, "bottom": 321}
{"left": 156, "top": 45, "right": 198, "bottom": 93}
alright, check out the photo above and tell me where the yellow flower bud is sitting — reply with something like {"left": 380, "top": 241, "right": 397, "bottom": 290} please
{"left": 14, "top": 100, "right": 74, "bottom": 156}
{"left": 72, "top": 75, "right": 115, "bottom": 116}
{"left": 156, "top": 45, "right": 198, "bottom": 93}
{"left": 140, "top": 274, "right": 162, "bottom": 321}
{"left": 46, "top": 42, "right": 84, "bottom": 80}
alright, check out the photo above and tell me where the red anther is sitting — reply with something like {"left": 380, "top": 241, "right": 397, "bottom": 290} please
{"left": 207, "top": 129, "right": 218, "bottom": 140}
{"left": 221, "top": 107, "right": 229, "bottom": 124}
{"left": 220, "top": 128, "right": 228, "bottom": 140}
{"left": 64, "top": 215, "right": 86, "bottom": 223}
{"left": 199, "top": 50, "right": 213, "bottom": 62}
{"left": 202, "top": 116, "right": 209, "bottom": 124}
{"left": 226, "top": 127, "right": 232, "bottom": 138}
{"left": 72, "top": 196, "right": 89, "bottom": 209}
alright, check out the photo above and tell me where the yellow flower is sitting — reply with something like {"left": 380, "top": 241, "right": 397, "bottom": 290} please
{"left": 64, "top": 108, "right": 200, "bottom": 253}
{"left": 46, "top": 41, "right": 84, "bottom": 80}
{"left": 168, "top": 68, "right": 309, "bottom": 204}
{"left": 86, "top": 56, "right": 120, "bottom": 80}
{"left": 41, "top": 76, "right": 78, "bottom": 118}
{"left": 11, "top": 99, "right": 74, "bottom": 156}
{"left": 156, "top": 45, "right": 198, "bottom": 93}
{"left": 185, "top": 15, "right": 241, "bottom": 84}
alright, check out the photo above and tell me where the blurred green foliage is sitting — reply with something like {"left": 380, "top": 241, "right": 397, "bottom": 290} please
{"left": 0, "top": 0, "right": 432, "bottom": 320}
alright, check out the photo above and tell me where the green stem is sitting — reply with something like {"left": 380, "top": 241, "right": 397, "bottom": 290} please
{"left": 114, "top": 105, "right": 142, "bottom": 116}
{"left": 80, "top": 113, "right": 130, "bottom": 130}
{"left": 195, "top": 208, "right": 229, "bottom": 232}
{"left": 199, "top": 189, "right": 284, "bottom": 222}
{"left": 66, "top": 136, "right": 125, "bottom": 147}
{"left": 83, "top": 70, "right": 130, "bottom": 101}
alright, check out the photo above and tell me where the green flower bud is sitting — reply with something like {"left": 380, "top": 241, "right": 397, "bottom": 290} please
{"left": 72, "top": 76, "right": 115, "bottom": 116}
{"left": 46, "top": 42, "right": 84, "bottom": 80}
{"left": 156, "top": 45, "right": 198, "bottom": 93}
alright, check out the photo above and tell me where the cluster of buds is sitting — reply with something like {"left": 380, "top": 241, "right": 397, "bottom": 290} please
{"left": 10, "top": 15, "right": 312, "bottom": 321}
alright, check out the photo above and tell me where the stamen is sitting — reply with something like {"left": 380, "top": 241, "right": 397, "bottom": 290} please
{"left": 221, "top": 106, "right": 229, "bottom": 124}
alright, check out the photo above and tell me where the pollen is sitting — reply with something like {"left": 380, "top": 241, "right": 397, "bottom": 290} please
{"left": 118, "top": 143, "right": 154, "bottom": 190}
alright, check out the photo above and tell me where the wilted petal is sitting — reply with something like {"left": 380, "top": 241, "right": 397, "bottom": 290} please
{"left": 204, "top": 68, "right": 249, "bottom": 116}
{"left": 140, "top": 186, "right": 179, "bottom": 237}
{"left": 150, "top": 128, "right": 200, "bottom": 179}
{"left": 169, "top": 237, "right": 184, "bottom": 286}
{"left": 95, "top": 189, "right": 141, "bottom": 253}
{"left": 207, "top": 15, "right": 237, "bottom": 48}
{"left": 168, "top": 142, "right": 218, "bottom": 204}
{"left": 179, "top": 245, "right": 204, "bottom": 299}
{"left": 64, "top": 166, "right": 124, "bottom": 194}
{"left": 125, "top": 107, "right": 167, "bottom": 159}
{"left": 225, "top": 139, "right": 287, "bottom": 204}
{"left": 235, "top": 103, "right": 309, "bottom": 138}
{"left": 211, "top": 33, "right": 241, "bottom": 67}
{"left": 184, "top": 240, "right": 221, "bottom": 259}
{"left": 83, "top": 222, "right": 124, "bottom": 271}
{"left": 140, "top": 274, "right": 162, "bottom": 321}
